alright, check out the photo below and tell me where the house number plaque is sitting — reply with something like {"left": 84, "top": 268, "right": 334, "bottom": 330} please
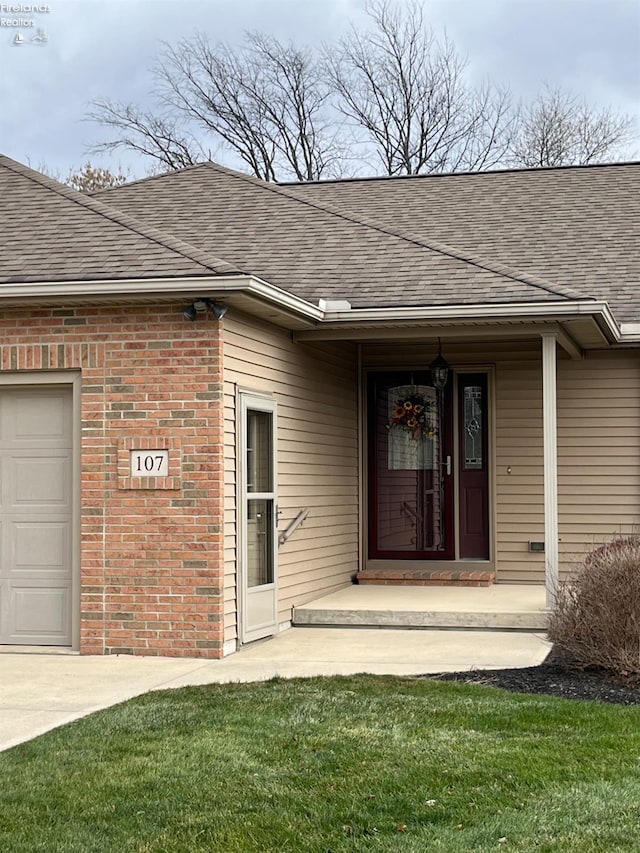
{"left": 130, "top": 449, "right": 169, "bottom": 477}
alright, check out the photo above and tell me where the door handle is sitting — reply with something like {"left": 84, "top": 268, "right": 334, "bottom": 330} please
{"left": 442, "top": 455, "right": 452, "bottom": 476}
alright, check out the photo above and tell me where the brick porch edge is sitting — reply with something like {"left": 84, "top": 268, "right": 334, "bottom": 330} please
{"left": 356, "top": 569, "right": 496, "bottom": 587}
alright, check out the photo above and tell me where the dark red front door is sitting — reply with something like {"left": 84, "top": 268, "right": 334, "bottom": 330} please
{"left": 368, "top": 371, "right": 454, "bottom": 559}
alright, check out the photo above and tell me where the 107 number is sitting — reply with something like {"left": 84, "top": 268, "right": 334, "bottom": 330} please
{"left": 135, "top": 454, "right": 165, "bottom": 473}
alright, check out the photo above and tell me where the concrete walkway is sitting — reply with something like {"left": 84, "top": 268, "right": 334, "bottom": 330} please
{"left": 0, "top": 627, "right": 550, "bottom": 753}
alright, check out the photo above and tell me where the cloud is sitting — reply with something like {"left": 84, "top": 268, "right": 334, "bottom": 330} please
{"left": 1, "top": 0, "right": 637, "bottom": 176}
{"left": 429, "top": 0, "right": 640, "bottom": 107}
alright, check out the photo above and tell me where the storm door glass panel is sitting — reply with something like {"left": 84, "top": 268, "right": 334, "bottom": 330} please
{"left": 457, "top": 374, "right": 489, "bottom": 559}
{"left": 247, "top": 500, "right": 274, "bottom": 587}
{"left": 246, "top": 409, "right": 275, "bottom": 589}
{"left": 372, "top": 378, "right": 445, "bottom": 554}
{"left": 463, "top": 385, "right": 483, "bottom": 470}
{"left": 247, "top": 410, "right": 272, "bottom": 493}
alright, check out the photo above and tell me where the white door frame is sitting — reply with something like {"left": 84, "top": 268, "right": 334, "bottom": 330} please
{"left": 237, "top": 391, "right": 278, "bottom": 644}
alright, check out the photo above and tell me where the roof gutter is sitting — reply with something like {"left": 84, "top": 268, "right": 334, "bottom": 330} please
{"left": 211, "top": 276, "right": 325, "bottom": 321}
{"left": 618, "top": 323, "right": 640, "bottom": 343}
{"left": 0, "top": 275, "right": 251, "bottom": 300}
{"left": 316, "top": 300, "right": 621, "bottom": 343}
{"left": 0, "top": 275, "right": 623, "bottom": 343}
{"left": 0, "top": 274, "right": 324, "bottom": 322}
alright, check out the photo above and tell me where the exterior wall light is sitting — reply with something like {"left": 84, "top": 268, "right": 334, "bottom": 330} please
{"left": 182, "top": 303, "right": 198, "bottom": 321}
{"left": 182, "top": 299, "right": 228, "bottom": 321}
{"left": 429, "top": 338, "right": 450, "bottom": 390}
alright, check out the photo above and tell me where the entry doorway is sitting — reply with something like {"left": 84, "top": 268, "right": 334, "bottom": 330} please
{"left": 367, "top": 370, "right": 489, "bottom": 563}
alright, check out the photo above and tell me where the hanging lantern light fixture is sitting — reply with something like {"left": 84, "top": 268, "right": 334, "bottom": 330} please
{"left": 429, "top": 338, "right": 450, "bottom": 390}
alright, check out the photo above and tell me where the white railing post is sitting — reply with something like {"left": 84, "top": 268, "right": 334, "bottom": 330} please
{"left": 541, "top": 333, "right": 559, "bottom": 608}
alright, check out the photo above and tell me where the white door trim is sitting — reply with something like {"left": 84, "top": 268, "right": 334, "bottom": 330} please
{"left": 237, "top": 391, "right": 278, "bottom": 644}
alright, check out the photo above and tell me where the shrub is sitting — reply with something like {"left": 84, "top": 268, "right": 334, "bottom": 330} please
{"left": 548, "top": 537, "right": 640, "bottom": 677}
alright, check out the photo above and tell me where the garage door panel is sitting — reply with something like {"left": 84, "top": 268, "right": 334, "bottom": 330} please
{"left": 7, "top": 392, "right": 69, "bottom": 444}
{"left": 10, "top": 584, "right": 71, "bottom": 643}
{"left": 12, "top": 522, "right": 70, "bottom": 574}
{"left": 7, "top": 455, "right": 71, "bottom": 509}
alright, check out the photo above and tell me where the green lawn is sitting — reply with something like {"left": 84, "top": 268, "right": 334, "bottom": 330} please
{"left": 1, "top": 676, "right": 640, "bottom": 852}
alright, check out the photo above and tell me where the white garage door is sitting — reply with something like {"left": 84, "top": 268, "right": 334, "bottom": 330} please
{"left": 0, "top": 387, "right": 73, "bottom": 646}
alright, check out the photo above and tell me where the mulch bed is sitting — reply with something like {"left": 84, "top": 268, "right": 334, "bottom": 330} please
{"left": 429, "top": 647, "right": 640, "bottom": 706}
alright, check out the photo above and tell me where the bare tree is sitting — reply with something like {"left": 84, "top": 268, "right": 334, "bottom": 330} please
{"left": 325, "top": 0, "right": 515, "bottom": 175}
{"left": 89, "top": 32, "right": 341, "bottom": 182}
{"left": 87, "top": 100, "right": 206, "bottom": 172}
{"left": 510, "top": 85, "right": 635, "bottom": 167}
{"left": 86, "top": 3, "right": 635, "bottom": 180}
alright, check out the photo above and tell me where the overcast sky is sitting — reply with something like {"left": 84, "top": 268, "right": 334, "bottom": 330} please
{"left": 1, "top": 0, "right": 638, "bottom": 178}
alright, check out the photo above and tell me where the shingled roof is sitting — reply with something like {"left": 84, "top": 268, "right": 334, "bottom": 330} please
{"left": 0, "top": 155, "right": 241, "bottom": 284}
{"left": 96, "top": 162, "right": 588, "bottom": 311}
{"left": 282, "top": 162, "right": 640, "bottom": 322}
{"left": 7, "top": 152, "right": 633, "bottom": 321}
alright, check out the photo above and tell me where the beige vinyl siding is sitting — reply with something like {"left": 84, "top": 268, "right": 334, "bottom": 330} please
{"left": 224, "top": 312, "right": 358, "bottom": 643}
{"left": 557, "top": 350, "right": 640, "bottom": 570}
{"left": 493, "top": 347, "right": 545, "bottom": 582}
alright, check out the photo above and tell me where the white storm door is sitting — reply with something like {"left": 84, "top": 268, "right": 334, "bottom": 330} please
{"left": 239, "top": 394, "right": 277, "bottom": 644}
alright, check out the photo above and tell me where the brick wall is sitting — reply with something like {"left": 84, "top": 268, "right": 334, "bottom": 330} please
{"left": 0, "top": 303, "right": 225, "bottom": 658}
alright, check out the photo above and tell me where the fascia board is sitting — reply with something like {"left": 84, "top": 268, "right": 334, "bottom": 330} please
{"left": 320, "top": 300, "right": 607, "bottom": 323}
{"left": 619, "top": 323, "right": 640, "bottom": 343}
{"left": 0, "top": 274, "right": 624, "bottom": 343}
{"left": 0, "top": 275, "right": 247, "bottom": 299}
{"left": 0, "top": 274, "right": 324, "bottom": 322}
{"left": 215, "top": 276, "right": 324, "bottom": 320}
{"left": 317, "top": 301, "right": 621, "bottom": 343}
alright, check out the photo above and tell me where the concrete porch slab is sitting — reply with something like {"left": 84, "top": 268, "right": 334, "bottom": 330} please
{"left": 293, "top": 584, "right": 548, "bottom": 630}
